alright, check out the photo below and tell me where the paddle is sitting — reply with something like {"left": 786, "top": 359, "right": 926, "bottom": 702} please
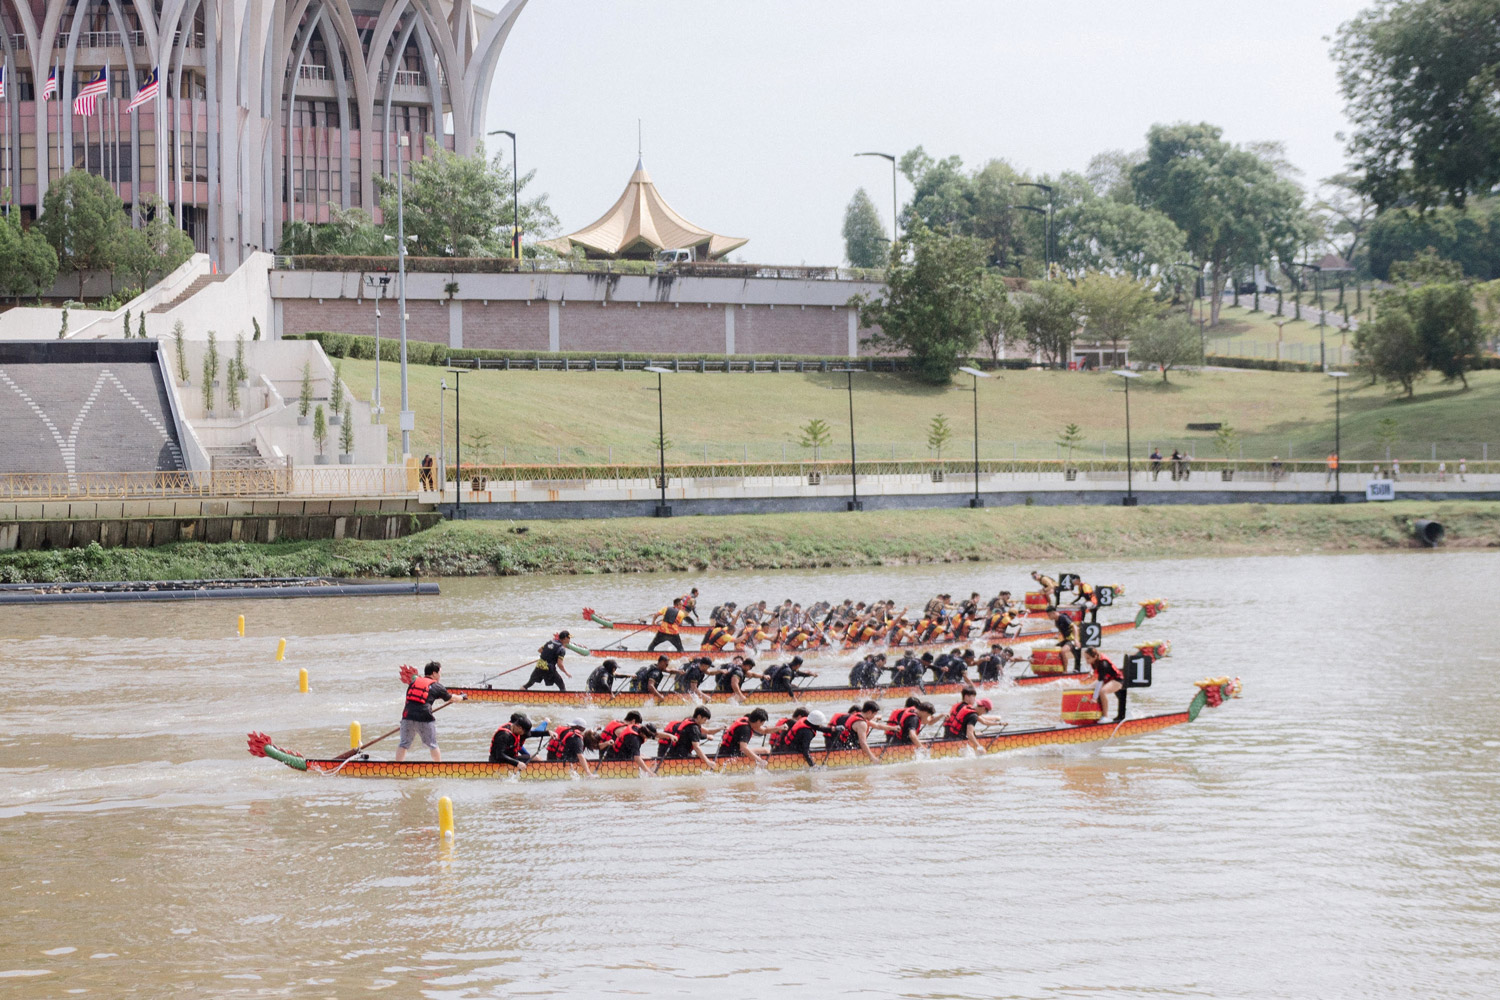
{"left": 595, "top": 621, "right": 660, "bottom": 651}
{"left": 333, "top": 697, "right": 458, "bottom": 761}
{"left": 474, "top": 658, "right": 541, "bottom": 687}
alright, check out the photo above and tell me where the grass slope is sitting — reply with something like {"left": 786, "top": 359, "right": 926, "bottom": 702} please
{"left": 3, "top": 503, "right": 1495, "bottom": 582}
{"left": 336, "top": 358, "right": 1500, "bottom": 465}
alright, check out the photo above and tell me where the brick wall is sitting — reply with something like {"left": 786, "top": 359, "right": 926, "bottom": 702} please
{"left": 559, "top": 302, "right": 724, "bottom": 354}
{"left": 463, "top": 303, "right": 550, "bottom": 350}
{"left": 736, "top": 305, "right": 851, "bottom": 356}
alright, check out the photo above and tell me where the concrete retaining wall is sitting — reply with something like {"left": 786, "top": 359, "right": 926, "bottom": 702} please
{"left": 0, "top": 511, "right": 442, "bottom": 551}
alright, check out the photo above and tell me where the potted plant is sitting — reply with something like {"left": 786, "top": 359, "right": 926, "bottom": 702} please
{"left": 1213, "top": 422, "right": 1239, "bottom": 480}
{"left": 297, "top": 362, "right": 313, "bottom": 425}
{"left": 138, "top": 313, "right": 147, "bottom": 340}
{"left": 329, "top": 362, "right": 344, "bottom": 425}
{"left": 225, "top": 359, "right": 241, "bottom": 417}
{"left": 1057, "top": 423, "right": 1085, "bottom": 480}
{"left": 339, "top": 404, "right": 354, "bottom": 463}
{"left": 927, "top": 414, "right": 953, "bottom": 482}
{"left": 235, "top": 333, "right": 250, "bottom": 387}
{"left": 312, "top": 404, "right": 329, "bottom": 464}
{"left": 252, "top": 317, "right": 262, "bottom": 341}
{"left": 202, "top": 331, "right": 220, "bottom": 417}
{"left": 799, "top": 417, "right": 831, "bottom": 484}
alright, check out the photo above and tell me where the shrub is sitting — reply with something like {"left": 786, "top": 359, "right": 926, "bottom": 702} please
{"left": 298, "top": 362, "right": 313, "bottom": 418}
{"left": 313, "top": 404, "right": 327, "bottom": 454}
{"left": 340, "top": 404, "right": 354, "bottom": 454}
{"left": 173, "top": 320, "right": 189, "bottom": 382}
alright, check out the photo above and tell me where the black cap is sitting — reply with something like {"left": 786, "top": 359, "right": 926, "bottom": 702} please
{"left": 510, "top": 712, "right": 533, "bottom": 731}
{"left": 789, "top": 656, "right": 804, "bottom": 666}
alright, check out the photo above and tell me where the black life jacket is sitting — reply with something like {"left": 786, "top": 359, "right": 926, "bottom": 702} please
{"left": 538, "top": 639, "right": 564, "bottom": 666}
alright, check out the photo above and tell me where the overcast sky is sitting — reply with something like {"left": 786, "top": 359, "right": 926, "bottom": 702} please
{"left": 487, "top": 0, "right": 1371, "bottom": 266}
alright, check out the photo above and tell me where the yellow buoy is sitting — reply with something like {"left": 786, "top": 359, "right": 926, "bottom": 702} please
{"left": 438, "top": 796, "right": 454, "bottom": 838}
{"left": 237, "top": 614, "right": 245, "bottom": 638}
{"left": 298, "top": 667, "right": 309, "bottom": 693}
{"left": 275, "top": 638, "right": 287, "bottom": 662}
{"left": 349, "top": 721, "right": 362, "bottom": 749}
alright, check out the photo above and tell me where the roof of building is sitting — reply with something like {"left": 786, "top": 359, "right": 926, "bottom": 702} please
{"left": 539, "top": 160, "right": 748, "bottom": 260}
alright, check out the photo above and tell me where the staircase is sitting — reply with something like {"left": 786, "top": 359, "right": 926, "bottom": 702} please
{"left": 151, "top": 273, "right": 229, "bottom": 313}
{"left": 208, "top": 441, "right": 276, "bottom": 470}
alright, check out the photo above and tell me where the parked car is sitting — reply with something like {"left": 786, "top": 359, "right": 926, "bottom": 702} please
{"left": 1236, "top": 281, "right": 1258, "bottom": 294}
{"left": 1262, "top": 283, "right": 1280, "bottom": 294}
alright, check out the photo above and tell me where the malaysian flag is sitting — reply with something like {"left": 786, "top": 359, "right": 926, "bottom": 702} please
{"left": 42, "top": 66, "right": 58, "bottom": 101}
{"left": 73, "top": 67, "right": 108, "bottom": 116}
{"left": 0, "top": 67, "right": 6, "bottom": 101}
{"left": 126, "top": 67, "right": 158, "bottom": 113}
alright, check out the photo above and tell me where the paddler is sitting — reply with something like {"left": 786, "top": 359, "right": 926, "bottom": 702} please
{"left": 488, "top": 712, "right": 534, "bottom": 770}
{"left": 601, "top": 712, "right": 659, "bottom": 776}
{"left": 545, "top": 718, "right": 598, "bottom": 776}
{"left": 1084, "top": 648, "right": 1127, "bottom": 723}
{"left": 522, "top": 631, "right": 574, "bottom": 692}
{"left": 661, "top": 706, "right": 719, "bottom": 770}
{"left": 648, "top": 598, "right": 689, "bottom": 653}
{"left": 942, "top": 687, "right": 1005, "bottom": 752}
{"left": 586, "top": 658, "right": 622, "bottom": 695}
{"left": 676, "top": 656, "right": 713, "bottom": 699}
{"left": 395, "top": 661, "right": 465, "bottom": 763}
{"left": 630, "top": 654, "right": 679, "bottom": 701}
{"left": 679, "top": 587, "right": 701, "bottom": 624}
{"left": 763, "top": 655, "right": 814, "bottom": 695}
{"left": 831, "top": 700, "right": 885, "bottom": 763}
{"left": 717, "top": 707, "right": 775, "bottom": 766}
{"left": 782, "top": 710, "right": 836, "bottom": 767}
{"left": 1054, "top": 610, "right": 1082, "bottom": 671}
{"left": 975, "top": 644, "right": 1015, "bottom": 683}
{"left": 891, "top": 651, "right": 924, "bottom": 688}
{"left": 885, "top": 698, "right": 936, "bottom": 748}
{"left": 700, "top": 620, "right": 736, "bottom": 652}
{"left": 736, "top": 619, "right": 772, "bottom": 653}
{"left": 1031, "top": 570, "right": 1060, "bottom": 610}
{"left": 1071, "top": 579, "right": 1100, "bottom": 623}
{"left": 849, "top": 653, "right": 885, "bottom": 689}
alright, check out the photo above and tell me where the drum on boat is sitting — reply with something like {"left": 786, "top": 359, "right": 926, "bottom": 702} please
{"left": 1060, "top": 687, "right": 1104, "bottom": 726}
{"left": 1029, "top": 648, "right": 1070, "bottom": 675}
{"left": 1025, "top": 591, "right": 1051, "bottom": 611}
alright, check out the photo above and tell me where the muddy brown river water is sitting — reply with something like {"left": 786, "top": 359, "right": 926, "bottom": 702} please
{"left": 2, "top": 551, "right": 1498, "bottom": 998}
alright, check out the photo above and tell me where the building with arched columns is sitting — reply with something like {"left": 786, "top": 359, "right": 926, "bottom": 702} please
{"left": 0, "top": 0, "right": 527, "bottom": 270}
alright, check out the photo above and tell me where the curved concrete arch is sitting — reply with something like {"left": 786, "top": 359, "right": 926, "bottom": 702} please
{"left": 378, "top": 9, "right": 419, "bottom": 181}
{"left": 462, "top": 0, "right": 527, "bottom": 151}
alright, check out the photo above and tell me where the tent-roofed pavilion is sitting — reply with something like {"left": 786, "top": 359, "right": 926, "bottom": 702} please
{"left": 539, "top": 160, "right": 748, "bottom": 260}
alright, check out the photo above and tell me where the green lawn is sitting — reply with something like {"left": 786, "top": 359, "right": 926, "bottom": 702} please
{"left": 335, "top": 358, "right": 1500, "bottom": 465}
{"left": 1207, "top": 302, "right": 1366, "bottom": 352}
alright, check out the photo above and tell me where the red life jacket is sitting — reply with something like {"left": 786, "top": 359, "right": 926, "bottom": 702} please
{"left": 605, "top": 723, "right": 643, "bottom": 757}
{"left": 720, "top": 716, "right": 753, "bottom": 752}
{"left": 405, "top": 676, "right": 434, "bottom": 706}
{"left": 658, "top": 718, "right": 694, "bottom": 747}
{"left": 767, "top": 718, "right": 794, "bottom": 750}
{"left": 944, "top": 703, "right": 979, "bottom": 738}
{"left": 1093, "top": 655, "right": 1122, "bottom": 683}
{"left": 887, "top": 706, "right": 917, "bottom": 740}
{"left": 786, "top": 716, "right": 818, "bottom": 748}
{"left": 545, "top": 725, "right": 580, "bottom": 758}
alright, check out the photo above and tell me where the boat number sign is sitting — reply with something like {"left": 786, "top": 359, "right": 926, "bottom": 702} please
{"left": 1097, "top": 586, "right": 1115, "bottom": 607}
{"left": 1081, "top": 622, "right": 1103, "bottom": 647}
{"left": 1124, "top": 652, "right": 1154, "bottom": 688}
{"left": 1059, "top": 573, "right": 1080, "bottom": 590}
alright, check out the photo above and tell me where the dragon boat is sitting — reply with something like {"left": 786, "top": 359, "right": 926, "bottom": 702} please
{"left": 582, "top": 601, "right": 1168, "bottom": 660}
{"left": 448, "top": 639, "right": 1173, "bottom": 709}
{"left": 246, "top": 678, "right": 1238, "bottom": 782}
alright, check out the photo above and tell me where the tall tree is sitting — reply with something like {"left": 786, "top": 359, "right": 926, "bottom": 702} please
{"left": 1018, "top": 280, "right": 1081, "bottom": 365}
{"left": 1129, "top": 123, "right": 1306, "bottom": 326}
{"left": 850, "top": 224, "right": 990, "bottom": 384}
{"left": 978, "top": 271, "right": 1019, "bottom": 362}
{"left": 1129, "top": 313, "right": 1200, "bottom": 382}
{"left": 376, "top": 140, "right": 557, "bottom": 257}
{"left": 842, "top": 188, "right": 889, "bottom": 268}
{"left": 117, "top": 195, "right": 195, "bottom": 291}
{"left": 1074, "top": 272, "right": 1158, "bottom": 358}
{"left": 1054, "top": 192, "right": 1186, "bottom": 282}
{"left": 1317, "top": 172, "right": 1377, "bottom": 272}
{"left": 0, "top": 207, "right": 60, "bottom": 301}
{"left": 38, "top": 171, "right": 127, "bottom": 297}
{"left": 1333, "top": 0, "right": 1500, "bottom": 210}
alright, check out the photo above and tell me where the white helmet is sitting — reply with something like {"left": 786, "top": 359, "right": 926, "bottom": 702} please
{"left": 808, "top": 711, "right": 828, "bottom": 725}
{"left": 569, "top": 717, "right": 588, "bottom": 729}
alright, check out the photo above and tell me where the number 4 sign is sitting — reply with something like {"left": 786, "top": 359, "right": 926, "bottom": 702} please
{"left": 1124, "top": 652, "right": 1154, "bottom": 688}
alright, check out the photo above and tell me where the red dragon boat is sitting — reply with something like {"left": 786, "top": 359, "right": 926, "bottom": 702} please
{"left": 246, "top": 679, "right": 1238, "bottom": 782}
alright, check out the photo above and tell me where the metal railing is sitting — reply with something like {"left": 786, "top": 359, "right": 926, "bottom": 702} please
{"left": 10, "top": 33, "right": 25, "bottom": 51}
{"left": 0, "top": 466, "right": 415, "bottom": 501}
{"left": 297, "top": 64, "right": 329, "bottom": 81}
{"left": 274, "top": 254, "right": 887, "bottom": 282}
{"left": 379, "top": 69, "right": 426, "bottom": 87}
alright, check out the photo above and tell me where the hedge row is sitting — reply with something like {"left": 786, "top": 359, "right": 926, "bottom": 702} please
{"left": 1204, "top": 355, "right": 1322, "bottom": 372}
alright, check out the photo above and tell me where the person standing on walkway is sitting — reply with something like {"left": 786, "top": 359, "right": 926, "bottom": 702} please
{"left": 1326, "top": 453, "right": 1339, "bottom": 484}
{"left": 1150, "top": 448, "right": 1163, "bottom": 480}
{"left": 1170, "top": 449, "right": 1183, "bottom": 481}
{"left": 1459, "top": 458, "right": 1467, "bottom": 482}
{"left": 395, "top": 662, "right": 463, "bottom": 762}
{"left": 1391, "top": 459, "right": 1401, "bottom": 481}
{"left": 419, "top": 454, "right": 435, "bottom": 490}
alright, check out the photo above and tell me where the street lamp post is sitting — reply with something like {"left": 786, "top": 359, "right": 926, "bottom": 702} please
{"left": 1014, "top": 182, "right": 1054, "bottom": 276}
{"left": 438, "top": 378, "right": 447, "bottom": 499}
{"left": 1113, "top": 369, "right": 1143, "bottom": 506}
{"left": 957, "top": 366, "right": 991, "bottom": 507}
{"left": 644, "top": 366, "right": 672, "bottom": 517}
{"left": 393, "top": 135, "right": 415, "bottom": 458}
{"left": 1329, "top": 370, "right": 1348, "bottom": 503}
{"left": 364, "top": 273, "right": 391, "bottom": 414}
{"left": 854, "top": 152, "right": 899, "bottom": 247}
{"left": 488, "top": 129, "right": 519, "bottom": 258}
{"left": 832, "top": 368, "right": 862, "bottom": 510}
{"left": 446, "top": 369, "right": 465, "bottom": 519}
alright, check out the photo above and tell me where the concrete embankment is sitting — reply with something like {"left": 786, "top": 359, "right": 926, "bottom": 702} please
{"left": 0, "top": 502, "right": 1493, "bottom": 583}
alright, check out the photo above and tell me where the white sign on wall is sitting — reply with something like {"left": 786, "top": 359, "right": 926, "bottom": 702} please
{"left": 1366, "top": 481, "right": 1396, "bottom": 501}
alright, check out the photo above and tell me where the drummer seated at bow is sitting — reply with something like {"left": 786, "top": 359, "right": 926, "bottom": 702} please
{"left": 601, "top": 712, "right": 658, "bottom": 777}
{"left": 660, "top": 706, "right": 719, "bottom": 770}
{"left": 523, "top": 631, "right": 573, "bottom": 691}
{"left": 942, "top": 688, "right": 1005, "bottom": 752}
{"left": 488, "top": 713, "right": 536, "bottom": 771}
{"left": 885, "top": 698, "right": 937, "bottom": 748}
{"left": 587, "top": 658, "right": 623, "bottom": 695}
{"left": 779, "top": 710, "right": 836, "bottom": 767}
{"left": 629, "top": 655, "right": 681, "bottom": 701}
{"left": 716, "top": 708, "right": 776, "bottom": 766}
{"left": 1084, "top": 648, "right": 1127, "bottom": 723}
{"left": 1070, "top": 580, "right": 1100, "bottom": 622}
{"left": 544, "top": 718, "right": 599, "bottom": 776}
{"left": 648, "top": 598, "right": 690, "bottom": 652}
